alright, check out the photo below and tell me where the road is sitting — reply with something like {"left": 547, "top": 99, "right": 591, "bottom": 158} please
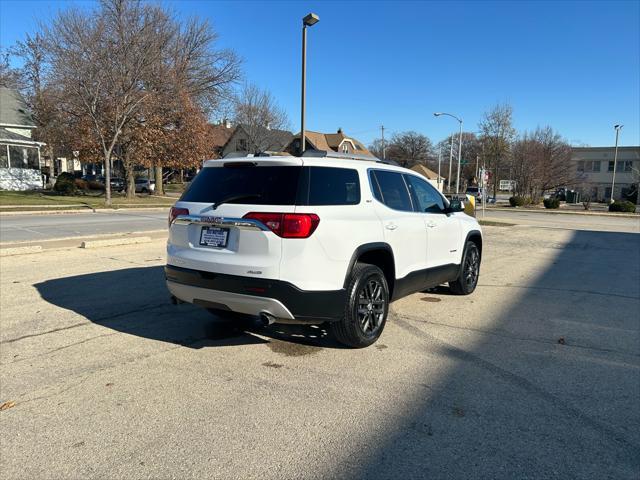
{"left": 482, "top": 208, "right": 639, "bottom": 232}
{"left": 0, "top": 209, "right": 168, "bottom": 243}
{"left": 1, "top": 226, "right": 638, "bottom": 479}
{"left": 1, "top": 207, "right": 638, "bottom": 244}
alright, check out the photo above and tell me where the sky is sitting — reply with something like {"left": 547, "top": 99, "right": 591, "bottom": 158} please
{"left": 1, "top": 0, "right": 639, "bottom": 148}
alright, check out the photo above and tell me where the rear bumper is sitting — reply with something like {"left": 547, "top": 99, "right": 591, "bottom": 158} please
{"left": 165, "top": 265, "right": 346, "bottom": 323}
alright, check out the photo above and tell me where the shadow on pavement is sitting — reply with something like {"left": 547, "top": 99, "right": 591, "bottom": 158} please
{"left": 348, "top": 229, "right": 640, "bottom": 479}
{"left": 34, "top": 265, "right": 341, "bottom": 350}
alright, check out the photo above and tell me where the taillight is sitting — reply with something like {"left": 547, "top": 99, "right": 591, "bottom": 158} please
{"left": 243, "top": 212, "right": 320, "bottom": 238}
{"left": 169, "top": 207, "right": 189, "bottom": 226}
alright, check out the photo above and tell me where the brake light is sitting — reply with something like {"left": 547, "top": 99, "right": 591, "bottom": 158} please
{"left": 243, "top": 212, "right": 320, "bottom": 238}
{"left": 169, "top": 207, "right": 189, "bottom": 226}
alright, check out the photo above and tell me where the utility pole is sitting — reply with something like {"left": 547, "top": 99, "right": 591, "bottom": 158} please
{"left": 448, "top": 134, "right": 454, "bottom": 193}
{"left": 610, "top": 124, "right": 623, "bottom": 203}
{"left": 380, "top": 125, "right": 386, "bottom": 160}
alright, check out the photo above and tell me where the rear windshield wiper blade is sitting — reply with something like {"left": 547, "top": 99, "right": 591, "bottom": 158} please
{"left": 212, "top": 194, "right": 262, "bottom": 210}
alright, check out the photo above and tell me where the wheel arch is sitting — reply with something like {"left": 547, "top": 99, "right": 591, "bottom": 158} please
{"left": 344, "top": 243, "right": 396, "bottom": 297}
{"left": 465, "top": 229, "right": 483, "bottom": 257}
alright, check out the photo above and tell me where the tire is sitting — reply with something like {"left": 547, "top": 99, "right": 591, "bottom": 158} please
{"left": 331, "top": 263, "right": 389, "bottom": 348}
{"left": 449, "top": 241, "right": 481, "bottom": 295}
{"left": 141, "top": 188, "right": 148, "bottom": 194}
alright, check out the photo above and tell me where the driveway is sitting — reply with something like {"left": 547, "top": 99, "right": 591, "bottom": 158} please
{"left": 1, "top": 226, "right": 638, "bottom": 479}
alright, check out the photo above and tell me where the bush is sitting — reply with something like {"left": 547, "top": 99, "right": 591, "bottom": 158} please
{"left": 74, "top": 178, "right": 88, "bottom": 190}
{"left": 543, "top": 198, "right": 560, "bottom": 209}
{"left": 509, "top": 196, "right": 529, "bottom": 207}
{"left": 608, "top": 200, "right": 636, "bottom": 213}
{"left": 53, "top": 172, "right": 77, "bottom": 195}
{"left": 87, "top": 180, "right": 105, "bottom": 191}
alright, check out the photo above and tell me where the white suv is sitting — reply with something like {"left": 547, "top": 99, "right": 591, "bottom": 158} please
{"left": 166, "top": 152, "right": 482, "bottom": 348}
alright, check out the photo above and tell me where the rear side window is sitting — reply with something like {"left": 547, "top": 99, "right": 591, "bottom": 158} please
{"left": 404, "top": 174, "right": 445, "bottom": 213}
{"left": 370, "top": 170, "right": 413, "bottom": 211}
{"left": 181, "top": 166, "right": 302, "bottom": 205}
{"left": 301, "top": 167, "right": 360, "bottom": 205}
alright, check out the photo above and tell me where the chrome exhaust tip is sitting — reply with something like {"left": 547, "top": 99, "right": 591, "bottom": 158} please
{"left": 259, "top": 312, "right": 276, "bottom": 326}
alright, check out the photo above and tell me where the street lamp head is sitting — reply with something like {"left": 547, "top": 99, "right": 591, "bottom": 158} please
{"left": 433, "top": 112, "right": 442, "bottom": 117}
{"left": 614, "top": 124, "right": 623, "bottom": 130}
{"left": 303, "top": 13, "right": 320, "bottom": 26}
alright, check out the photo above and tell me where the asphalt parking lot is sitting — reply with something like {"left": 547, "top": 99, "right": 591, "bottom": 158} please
{"left": 1, "top": 225, "right": 639, "bottom": 479}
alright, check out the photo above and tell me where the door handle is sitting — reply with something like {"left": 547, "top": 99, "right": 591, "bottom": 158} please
{"left": 426, "top": 221, "right": 437, "bottom": 228}
{"left": 385, "top": 223, "right": 397, "bottom": 230}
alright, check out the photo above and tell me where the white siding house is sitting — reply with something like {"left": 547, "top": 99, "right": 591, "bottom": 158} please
{"left": 0, "top": 87, "right": 45, "bottom": 190}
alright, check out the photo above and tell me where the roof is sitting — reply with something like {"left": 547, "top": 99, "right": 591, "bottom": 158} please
{"left": 0, "top": 87, "right": 36, "bottom": 127}
{"left": 223, "top": 124, "right": 293, "bottom": 152}
{"left": 0, "top": 127, "right": 44, "bottom": 147}
{"left": 290, "top": 130, "right": 372, "bottom": 156}
{"left": 410, "top": 163, "right": 444, "bottom": 180}
{"left": 208, "top": 123, "right": 235, "bottom": 148}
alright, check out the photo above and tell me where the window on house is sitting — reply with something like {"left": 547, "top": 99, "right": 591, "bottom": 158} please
{"left": 341, "top": 143, "right": 349, "bottom": 153}
{"left": 236, "top": 138, "right": 248, "bottom": 151}
{"left": 0, "top": 145, "right": 8, "bottom": 168}
{"left": 578, "top": 160, "right": 601, "bottom": 172}
{"left": 608, "top": 160, "right": 633, "bottom": 172}
{"left": 576, "top": 161, "right": 584, "bottom": 173}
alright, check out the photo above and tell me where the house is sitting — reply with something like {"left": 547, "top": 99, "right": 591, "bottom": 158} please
{"left": 0, "top": 87, "right": 45, "bottom": 190}
{"left": 410, "top": 163, "right": 446, "bottom": 192}
{"left": 571, "top": 146, "right": 639, "bottom": 201}
{"left": 221, "top": 124, "right": 293, "bottom": 157}
{"left": 208, "top": 120, "right": 235, "bottom": 158}
{"left": 286, "top": 129, "right": 373, "bottom": 156}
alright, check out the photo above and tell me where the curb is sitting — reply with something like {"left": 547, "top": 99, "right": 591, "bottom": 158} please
{"left": 80, "top": 236, "right": 152, "bottom": 249}
{"left": 0, "top": 230, "right": 166, "bottom": 256}
{"left": 0, "top": 245, "right": 43, "bottom": 257}
{"left": 485, "top": 207, "right": 639, "bottom": 218}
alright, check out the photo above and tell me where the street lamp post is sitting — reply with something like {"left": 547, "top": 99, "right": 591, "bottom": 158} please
{"left": 300, "top": 13, "right": 319, "bottom": 155}
{"left": 610, "top": 124, "right": 623, "bottom": 203}
{"left": 448, "top": 134, "right": 454, "bottom": 193}
{"left": 434, "top": 112, "right": 463, "bottom": 194}
{"left": 437, "top": 143, "right": 442, "bottom": 191}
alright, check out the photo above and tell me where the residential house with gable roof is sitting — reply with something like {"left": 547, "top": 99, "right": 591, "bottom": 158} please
{"left": 0, "top": 87, "right": 45, "bottom": 190}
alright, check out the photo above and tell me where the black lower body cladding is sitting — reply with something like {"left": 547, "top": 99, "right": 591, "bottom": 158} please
{"left": 165, "top": 265, "right": 346, "bottom": 322}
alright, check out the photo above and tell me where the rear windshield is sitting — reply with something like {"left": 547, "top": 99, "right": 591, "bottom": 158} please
{"left": 180, "top": 165, "right": 360, "bottom": 206}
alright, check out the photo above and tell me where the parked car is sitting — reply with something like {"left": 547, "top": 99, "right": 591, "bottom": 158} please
{"left": 81, "top": 174, "right": 124, "bottom": 192}
{"left": 465, "top": 186, "right": 487, "bottom": 203}
{"left": 135, "top": 178, "right": 155, "bottom": 194}
{"left": 165, "top": 153, "right": 482, "bottom": 348}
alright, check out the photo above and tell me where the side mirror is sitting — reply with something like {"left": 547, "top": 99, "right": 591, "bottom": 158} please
{"left": 445, "top": 197, "right": 464, "bottom": 214}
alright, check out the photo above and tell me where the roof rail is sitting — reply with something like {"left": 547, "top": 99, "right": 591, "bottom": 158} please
{"left": 302, "top": 149, "right": 399, "bottom": 166}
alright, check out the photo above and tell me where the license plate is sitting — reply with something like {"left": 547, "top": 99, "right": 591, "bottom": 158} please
{"left": 199, "top": 227, "right": 229, "bottom": 248}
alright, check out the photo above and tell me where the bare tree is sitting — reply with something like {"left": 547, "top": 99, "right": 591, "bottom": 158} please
{"left": 386, "top": 131, "right": 434, "bottom": 167}
{"left": 479, "top": 103, "right": 516, "bottom": 197}
{"left": 40, "top": 0, "right": 240, "bottom": 204}
{"left": 0, "top": 48, "right": 21, "bottom": 88}
{"left": 368, "top": 138, "right": 385, "bottom": 159}
{"left": 510, "top": 126, "right": 574, "bottom": 202}
{"left": 233, "top": 84, "right": 289, "bottom": 154}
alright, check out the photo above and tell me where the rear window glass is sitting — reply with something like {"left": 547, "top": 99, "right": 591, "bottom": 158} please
{"left": 181, "top": 166, "right": 302, "bottom": 205}
{"left": 180, "top": 165, "right": 360, "bottom": 206}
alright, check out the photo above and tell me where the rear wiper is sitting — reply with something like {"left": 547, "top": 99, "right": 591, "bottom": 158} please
{"left": 212, "top": 194, "right": 262, "bottom": 210}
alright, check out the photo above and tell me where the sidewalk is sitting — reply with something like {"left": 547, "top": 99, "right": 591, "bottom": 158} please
{"left": 0, "top": 205, "right": 171, "bottom": 216}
